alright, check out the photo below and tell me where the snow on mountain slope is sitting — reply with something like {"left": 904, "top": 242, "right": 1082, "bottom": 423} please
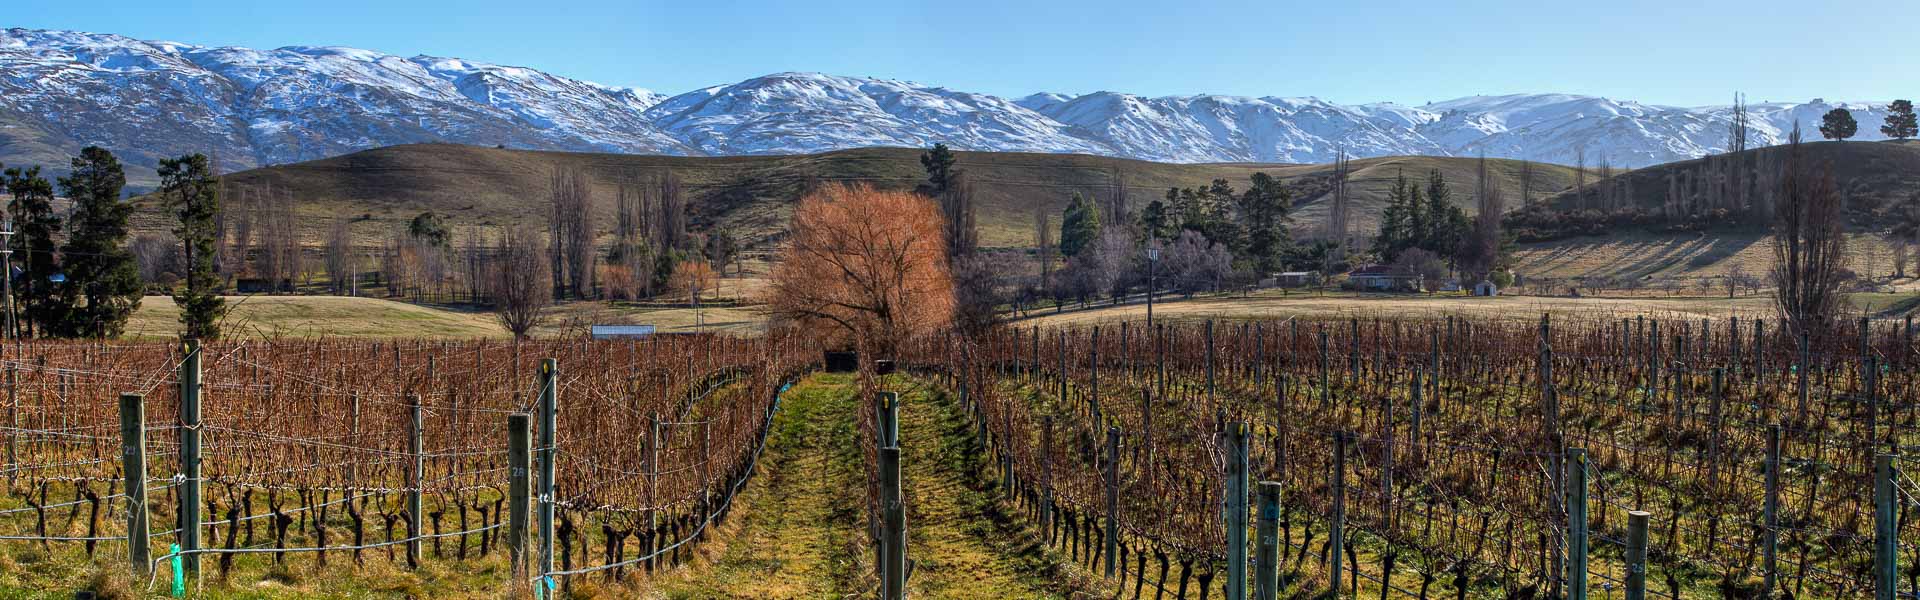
{"left": 0, "top": 28, "right": 688, "bottom": 180}
{"left": 0, "top": 27, "right": 1900, "bottom": 183}
{"left": 642, "top": 72, "right": 1110, "bottom": 156}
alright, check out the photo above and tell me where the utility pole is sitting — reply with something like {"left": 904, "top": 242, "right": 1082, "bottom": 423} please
{"left": 1145, "top": 246, "right": 1160, "bottom": 325}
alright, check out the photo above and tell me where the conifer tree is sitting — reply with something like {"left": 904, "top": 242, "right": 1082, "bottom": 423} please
{"left": 1884, "top": 100, "right": 1918, "bottom": 140}
{"left": 1059, "top": 192, "right": 1101, "bottom": 257}
{"left": 3, "top": 165, "right": 63, "bottom": 337}
{"left": 56, "top": 146, "right": 142, "bottom": 338}
{"left": 1819, "top": 108, "right": 1857, "bottom": 141}
{"left": 159, "top": 153, "right": 225, "bottom": 340}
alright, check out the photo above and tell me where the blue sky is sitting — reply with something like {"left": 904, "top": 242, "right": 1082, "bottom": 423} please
{"left": 10, "top": 0, "right": 1908, "bottom": 107}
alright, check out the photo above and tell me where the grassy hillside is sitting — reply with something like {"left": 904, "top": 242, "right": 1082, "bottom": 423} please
{"left": 1533, "top": 139, "right": 1920, "bottom": 227}
{"left": 129, "top": 144, "right": 1584, "bottom": 251}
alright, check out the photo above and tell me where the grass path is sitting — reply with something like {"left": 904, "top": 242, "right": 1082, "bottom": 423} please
{"left": 644, "top": 374, "right": 864, "bottom": 599}
{"left": 893, "top": 381, "right": 1079, "bottom": 599}
{"left": 648, "top": 374, "right": 1083, "bottom": 599}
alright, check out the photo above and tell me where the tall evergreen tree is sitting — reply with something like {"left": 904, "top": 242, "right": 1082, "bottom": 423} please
{"left": 1059, "top": 192, "right": 1101, "bottom": 257}
{"left": 1819, "top": 108, "right": 1858, "bottom": 141}
{"left": 1139, "top": 198, "right": 1175, "bottom": 242}
{"left": 55, "top": 147, "right": 142, "bottom": 338}
{"left": 1884, "top": 100, "right": 1918, "bottom": 140}
{"left": 159, "top": 153, "right": 225, "bottom": 340}
{"left": 1423, "top": 169, "right": 1469, "bottom": 260}
{"left": 1237, "top": 172, "right": 1292, "bottom": 274}
{"left": 917, "top": 143, "right": 959, "bottom": 197}
{"left": 918, "top": 143, "right": 976, "bottom": 259}
{"left": 3, "top": 165, "right": 63, "bottom": 337}
{"left": 1373, "top": 170, "right": 1421, "bottom": 261}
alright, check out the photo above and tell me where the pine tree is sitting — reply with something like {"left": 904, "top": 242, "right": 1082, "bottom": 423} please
{"left": 1884, "top": 100, "right": 1918, "bottom": 140}
{"left": 55, "top": 147, "right": 142, "bottom": 338}
{"left": 1059, "top": 192, "right": 1101, "bottom": 257}
{"left": 1139, "top": 199, "right": 1175, "bottom": 242}
{"left": 3, "top": 165, "right": 63, "bottom": 337}
{"left": 1238, "top": 172, "right": 1292, "bottom": 274}
{"left": 159, "top": 153, "right": 226, "bottom": 340}
{"left": 1819, "top": 108, "right": 1858, "bottom": 141}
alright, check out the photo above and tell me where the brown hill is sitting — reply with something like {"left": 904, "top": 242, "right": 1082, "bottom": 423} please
{"left": 128, "top": 144, "right": 1585, "bottom": 251}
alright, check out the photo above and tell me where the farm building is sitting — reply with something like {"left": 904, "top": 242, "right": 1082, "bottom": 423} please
{"left": 1345, "top": 265, "right": 1420, "bottom": 292}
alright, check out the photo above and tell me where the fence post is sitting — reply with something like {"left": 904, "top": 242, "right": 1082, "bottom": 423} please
{"left": 1329, "top": 431, "right": 1346, "bottom": 596}
{"left": 508, "top": 413, "right": 532, "bottom": 585}
{"left": 648, "top": 413, "right": 661, "bottom": 572}
{"left": 408, "top": 394, "right": 424, "bottom": 568}
{"left": 178, "top": 339, "right": 203, "bottom": 579}
{"left": 1566, "top": 447, "right": 1588, "bottom": 600}
{"left": 1042, "top": 416, "right": 1054, "bottom": 532}
{"left": 537, "top": 358, "right": 558, "bottom": 591}
{"left": 1254, "top": 481, "right": 1280, "bottom": 600}
{"left": 1875, "top": 453, "right": 1896, "bottom": 600}
{"left": 1225, "top": 420, "right": 1249, "bottom": 600}
{"left": 1625, "top": 510, "right": 1648, "bottom": 600}
{"left": 879, "top": 446, "right": 906, "bottom": 600}
{"left": 1796, "top": 329, "right": 1809, "bottom": 422}
{"left": 1105, "top": 426, "right": 1120, "bottom": 579}
{"left": 119, "top": 393, "right": 149, "bottom": 578}
{"left": 1742, "top": 420, "right": 1771, "bottom": 592}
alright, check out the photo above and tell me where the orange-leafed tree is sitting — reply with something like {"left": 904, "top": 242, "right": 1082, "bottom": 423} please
{"left": 766, "top": 183, "right": 954, "bottom": 356}
{"left": 671, "top": 259, "right": 717, "bottom": 303}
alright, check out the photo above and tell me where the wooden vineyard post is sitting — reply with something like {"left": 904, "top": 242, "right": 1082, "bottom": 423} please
{"left": 508, "top": 414, "right": 532, "bottom": 585}
{"left": 1566, "top": 447, "right": 1588, "bottom": 600}
{"left": 1254, "top": 481, "right": 1280, "bottom": 600}
{"left": 877, "top": 392, "right": 899, "bottom": 448}
{"left": 1206, "top": 320, "right": 1217, "bottom": 400}
{"left": 1625, "top": 511, "right": 1648, "bottom": 600}
{"left": 1104, "top": 426, "right": 1120, "bottom": 579}
{"left": 178, "top": 339, "right": 203, "bottom": 579}
{"left": 119, "top": 393, "right": 149, "bottom": 578}
{"left": 1762, "top": 424, "right": 1781, "bottom": 595}
{"left": 1041, "top": 416, "right": 1054, "bottom": 531}
{"left": 1225, "top": 422, "right": 1248, "bottom": 600}
{"left": 537, "top": 358, "right": 558, "bottom": 589}
{"left": 1329, "top": 431, "right": 1346, "bottom": 596}
{"left": 1410, "top": 368, "right": 1424, "bottom": 464}
{"left": 1092, "top": 327, "right": 1102, "bottom": 414}
{"left": 1797, "top": 329, "right": 1809, "bottom": 422}
{"left": 879, "top": 446, "right": 906, "bottom": 600}
{"left": 1875, "top": 454, "right": 1895, "bottom": 600}
{"left": 1754, "top": 319, "right": 1766, "bottom": 385}
{"left": 407, "top": 394, "right": 425, "bottom": 568}
{"left": 647, "top": 413, "right": 663, "bottom": 572}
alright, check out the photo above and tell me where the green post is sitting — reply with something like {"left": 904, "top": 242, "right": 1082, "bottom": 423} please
{"left": 508, "top": 414, "right": 532, "bottom": 584}
{"left": 1254, "top": 481, "right": 1280, "bottom": 600}
{"left": 1763, "top": 424, "right": 1781, "bottom": 594}
{"left": 880, "top": 446, "right": 906, "bottom": 600}
{"left": 1875, "top": 454, "right": 1896, "bottom": 600}
{"left": 1225, "top": 422, "right": 1248, "bottom": 599}
{"left": 178, "top": 339, "right": 202, "bottom": 579}
{"left": 1625, "top": 511, "right": 1648, "bottom": 600}
{"left": 407, "top": 394, "right": 424, "bottom": 568}
{"left": 1105, "top": 426, "right": 1120, "bottom": 578}
{"left": 1329, "top": 431, "right": 1346, "bottom": 596}
{"left": 537, "top": 358, "right": 557, "bottom": 588}
{"left": 1566, "top": 448, "right": 1588, "bottom": 600}
{"left": 119, "top": 393, "right": 149, "bottom": 578}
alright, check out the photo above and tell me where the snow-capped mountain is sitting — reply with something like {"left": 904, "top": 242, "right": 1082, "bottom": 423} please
{"left": 0, "top": 28, "right": 1898, "bottom": 184}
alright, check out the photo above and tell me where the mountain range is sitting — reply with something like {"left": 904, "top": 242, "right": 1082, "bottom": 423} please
{"left": 0, "top": 28, "right": 1898, "bottom": 186}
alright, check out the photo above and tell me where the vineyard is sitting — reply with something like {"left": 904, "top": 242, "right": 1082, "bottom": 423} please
{"left": 4, "top": 313, "right": 1918, "bottom": 599}
{"left": 0, "top": 335, "right": 810, "bottom": 596}
{"left": 919, "top": 315, "right": 1920, "bottom": 599}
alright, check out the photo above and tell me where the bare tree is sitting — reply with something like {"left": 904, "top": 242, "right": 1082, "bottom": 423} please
{"left": 1034, "top": 205, "right": 1054, "bottom": 297}
{"left": 1464, "top": 153, "right": 1505, "bottom": 280}
{"left": 1323, "top": 148, "right": 1352, "bottom": 268}
{"left": 1771, "top": 124, "right": 1848, "bottom": 335}
{"left": 129, "top": 233, "right": 180, "bottom": 288}
{"left": 548, "top": 167, "right": 596, "bottom": 299}
{"left": 940, "top": 171, "right": 979, "bottom": 260}
{"left": 491, "top": 225, "right": 552, "bottom": 338}
{"left": 324, "top": 218, "right": 353, "bottom": 295}
{"left": 1517, "top": 160, "right": 1535, "bottom": 208}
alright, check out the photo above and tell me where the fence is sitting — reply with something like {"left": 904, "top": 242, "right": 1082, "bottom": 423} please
{"left": 915, "top": 314, "right": 1920, "bottom": 599}
{"left": 0, "top": 335, "right": 812, "bottom": 596}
